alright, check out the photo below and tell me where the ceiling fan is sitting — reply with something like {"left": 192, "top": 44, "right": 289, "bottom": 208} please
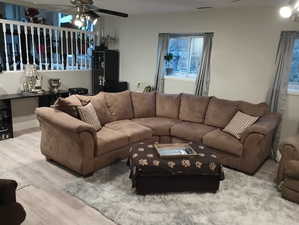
{"left": 1, "top": 0, "right": 128, "bottom": 27}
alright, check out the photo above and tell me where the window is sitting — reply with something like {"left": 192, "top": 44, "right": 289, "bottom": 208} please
{"left": 59, "top": 13, "right": 73, "bottom": 26}
{"left": 289, "top": 39, "right": 299, "bottom": 92}
{"left": 165, "top": 36, "right": 204, "bottom": 79}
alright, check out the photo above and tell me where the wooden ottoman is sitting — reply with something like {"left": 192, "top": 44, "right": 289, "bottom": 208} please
{"left": 127, "top": 141, "right": 224, "bottom": 195}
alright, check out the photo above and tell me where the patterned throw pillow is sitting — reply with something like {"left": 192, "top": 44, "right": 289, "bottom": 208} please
{"left": 77, "top": 103, "right": 102, "bottom": 131}
{"left": 223, "top": 111, "right": 259, "bottom": 139}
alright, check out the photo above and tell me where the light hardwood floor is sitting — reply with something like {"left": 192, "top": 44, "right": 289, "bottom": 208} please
{"left": 0, "top": 128, "right": 115, "bottom": 225}
{"left": 0, "top": 128, "right": 277, "bottom": 225}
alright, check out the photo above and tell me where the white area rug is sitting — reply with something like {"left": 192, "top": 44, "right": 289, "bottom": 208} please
{"left": 65, "top": 161, "right": 299, "bottom": 225}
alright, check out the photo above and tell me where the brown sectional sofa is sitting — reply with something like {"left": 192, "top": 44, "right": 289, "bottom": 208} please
{"left": 35, "top": 91, "right": 281, "bottom": 176}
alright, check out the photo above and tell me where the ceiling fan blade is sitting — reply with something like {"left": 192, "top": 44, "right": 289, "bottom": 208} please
{"left": 87, "top": 10, "right": 100, "bottom": 18}
{"left": 90, "top": 6, "right": 128, "bottom": 18}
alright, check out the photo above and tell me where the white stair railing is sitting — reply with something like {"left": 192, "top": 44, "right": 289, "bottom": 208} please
{"left": 0, "top": 19, "right": 97, "bottom": 72}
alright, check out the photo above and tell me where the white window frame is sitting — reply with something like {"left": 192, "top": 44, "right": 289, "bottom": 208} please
{"left": 166, "top": 35, "right": 203, "bottom": 80}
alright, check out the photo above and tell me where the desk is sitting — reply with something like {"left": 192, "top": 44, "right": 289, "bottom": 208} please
{"left": 0, "top": 91, "right": 69, "bottom": 141}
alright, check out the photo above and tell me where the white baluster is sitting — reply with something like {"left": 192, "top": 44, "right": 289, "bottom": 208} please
{"left": 17, "top": 25, "right": 23, "bottom": 70}
{"left": 2, "top": 23, "right": 9, "bottom": 71}
{"left": 31, "top": 26, "right": 36, "bottom": 66}
{"left": 85, "top": 31, "right": 87, "bottom": 70}
{"left": 90, "top": 34, "right": 95, "bottom": 69}
{"left": 66, "top": 30, "right": 69, "bottom": 70}
{"left": 49, "top": 28, "right": 53, "bottom": 70}
{"left": 55, "top": 29, "right": 59, "bottom": 70}
{"left": 37, "top": 27, "right": 42, "bottom": 70}
{"left": 61, "top": 30, "right": 64, "bottom": 70}
{"left": 75, "top": 32, "right": 78, "bottom": 70}
{"left": 43, "top": 27, "right": 48, "bottom": 70}
{"left": 71, "top": 31, "right": 74, "bottom": 70}
{"left": 80, "top": 32, "right": 83, "bottom": 69}
{"left": 10, "top": 24, "right": 16, "bottom": 71}
{"left": 24, "top": 26, "right": 29, "bottom": 65}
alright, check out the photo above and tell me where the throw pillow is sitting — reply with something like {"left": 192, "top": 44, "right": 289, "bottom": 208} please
{"left": 77, "top": 103, "right": 102, "bottom": 131}
{"left": 53, "top": 95, "right": 82, "bottom": 118}
{"left": 223, "top": 111, "right": 259, "bottom": 139}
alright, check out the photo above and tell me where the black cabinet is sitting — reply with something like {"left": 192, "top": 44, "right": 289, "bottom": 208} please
{"left": 0, "top": 91, "right": 69, "bottom": 141}
{"left": 92, "top": 50, "right": 119, "bottom": 95}
{"left": 0, "top": 100, "right": 13, "bottom": 140}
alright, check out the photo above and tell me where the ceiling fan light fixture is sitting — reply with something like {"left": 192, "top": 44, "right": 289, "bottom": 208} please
{"left": 280, "top": 6, "right": 293, "bottom": 18}
{"left": 74, "top": 17, "right": 84, "bottom": 27}
{"left": 92, "top": 18, "right": 98, "bottom": 25}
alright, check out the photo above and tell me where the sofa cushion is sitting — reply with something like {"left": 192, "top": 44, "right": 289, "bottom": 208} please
{"left": 96, "top": 127, "right": 129, "bottom": 155}
{"left": 132, "top": 117, "right": 181, "bottom": 136}
{"left": 156, "top": 93, "right": 180, "bottom": 119}
{"left": 223, "top": 111, "right": 259, "bottom": 139}
{"left": 104, "top": 120, "right": 152, "bottom": 143}
{"left": 283, "top": 178, "right": 299, "bottom": 193}
{"left": 53, "top": 95, "right": 82, "bottom": 118}
{"left": 77, "top": 103, "right": 102, "bottom": 131}
{"left": 281, "top": 180, "right": 299, "bottom": 203}
{"left": 205, "top": 97, "right": 238, "bottom": 128}
{"left": 131, "top": 92, "right": 156, "bottom": 118}
{"left": 75, "top": 95, "right": 92, "bottom": 106}
{"left": 104, "top": 91, "right": 134, "bottom": 121}
{"left": 91, "top": 92, "right": 114, "bottom": 125}
{"left": 171, "top": 122, "right": 216, "bottom": 142}
{"left": 238, "top": 101, "right": 269, "bottom": 117}
{"left": 285, "top": 160, "right": 299, "bottom": 180}
{"left": 179, "top": 94, "right": 210, "bottom": 123}
{"left": 202, "top": 129, "right": 243, "bottom": 156}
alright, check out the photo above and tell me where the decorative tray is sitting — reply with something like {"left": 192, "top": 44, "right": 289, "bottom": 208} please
{"left": 154, "top": 143, "right": 198, "bottom": 158}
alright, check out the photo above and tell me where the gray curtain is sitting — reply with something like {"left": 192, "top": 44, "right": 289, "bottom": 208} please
{"left": 268, "top": 31, "right": 298, "bottom": 159}
{"left": 195, "top": 33, "right": 214, "bottom": 96}
{"left": 154, "top": 33, "right": 169, "bottom": 93}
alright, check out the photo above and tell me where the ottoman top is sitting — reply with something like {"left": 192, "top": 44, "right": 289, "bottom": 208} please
{"left": 128, "top": 141, "right": 224, "bottom": 178}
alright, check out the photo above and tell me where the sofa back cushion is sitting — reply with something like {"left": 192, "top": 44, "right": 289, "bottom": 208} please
{"left": 156, "top": 93, "right": 180, "bottom": 119}
{"left": 75, "top": 95, "right": 92, "bottom": 106}
{"left": 179, "top": 94, "right": 210, "bottom": 123}
{"left": 238, "top": 101, "right": 269, "bottom": 117}
{"left": 91, "top": 92, "right": 114, "bottom": 125}
{"left": 104, "top": 91, "right": 134, "bottom": 121}
{"left": 53, "top": 95, "right": 82, "bottom": 118}
{"left": 205, "top": 97, "right": 238, "bottom": 128}
{"left": 131, "top": 92, "right": 156, "bottom": 118}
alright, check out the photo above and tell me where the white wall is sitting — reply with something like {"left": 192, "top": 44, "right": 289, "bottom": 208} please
{"left": 0, "top": 70, "right": 91, "bottom": 133}
{"left": 104, "top": 7, "right": 299, "bottom": 139}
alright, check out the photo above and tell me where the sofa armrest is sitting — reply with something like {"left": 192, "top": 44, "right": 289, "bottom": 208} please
{"left": 241, "top": 112, "right": 281, "bottom": 143}
{"left": 35, "top": 107, "right": 97, "bottom": 176}
{"left": 0, "top": 179, "right": 17, "bottom": 204}
{"left": 280, "top": 135, "right": 299, "bottom": 156}
{"left": 35, "top": 107, "right": 96, "bottom": 135}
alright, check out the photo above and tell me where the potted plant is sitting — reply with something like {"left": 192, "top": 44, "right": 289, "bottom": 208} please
{"left": 164, "top": 53, "right": 173, "bottom": 75}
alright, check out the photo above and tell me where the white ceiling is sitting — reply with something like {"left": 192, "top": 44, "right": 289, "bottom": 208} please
{"left": 1, "top": 0, "right": 289, "bottom": 15}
